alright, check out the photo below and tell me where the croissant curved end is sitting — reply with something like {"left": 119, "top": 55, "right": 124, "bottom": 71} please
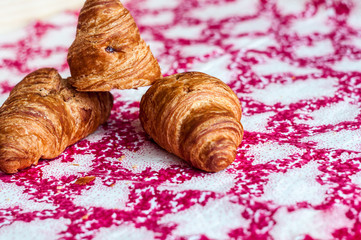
{"left": 197, "top": 138, "right": 239, "bottom": 172}
{"left": 0, "top": 162, "right": 19, "bottom": 174}
{"left": 0, "top": 147, "right": 27, "bottom": 174}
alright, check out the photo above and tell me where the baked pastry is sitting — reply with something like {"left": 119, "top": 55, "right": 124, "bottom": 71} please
{"left": 139, "top": 72, "right": 244, "bottom": 172}
{"left": 0, "top": 68, "right": 113, "bottom": 173}
{"left": 67, "top": 0, "right": 162, "bottom": 91}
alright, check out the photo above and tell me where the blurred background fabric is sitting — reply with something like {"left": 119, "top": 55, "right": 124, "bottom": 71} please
{"left": 0, "top": 0, "right": 361, "bottom": 239}
{"left": 0, "top": 0, "right": 84, "bottom": 33}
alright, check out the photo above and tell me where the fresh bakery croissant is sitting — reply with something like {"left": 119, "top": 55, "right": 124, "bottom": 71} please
{"left": 139, "top": 72, "right": 244, "bottom": 172}
{"left": 0, "top": 68, "right": 113, "bottom": 174}
{"left": 67, "top": 0, "right": 162, "bottom": 91}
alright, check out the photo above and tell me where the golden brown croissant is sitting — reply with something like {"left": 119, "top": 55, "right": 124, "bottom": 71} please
{"left": 67, "top": 0, "right": 162, "bottom": 91}
{"left": 139, "top": 72, "right": 244, "bottom": 172}
{"left": 0, "top": 68, "right": 113, "bottom": 174}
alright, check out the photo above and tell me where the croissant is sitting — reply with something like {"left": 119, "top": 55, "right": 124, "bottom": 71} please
{"left": 139, "top": 72, "right": 244, "bottom": 172}
{"left": 67, "top": 0, "right": 162, "bottom": 91}
{"left": 0, "top": 68, "right": 113, "bottom": 174}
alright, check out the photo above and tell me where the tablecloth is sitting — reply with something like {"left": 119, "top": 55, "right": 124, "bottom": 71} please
{"left": 0, "top": 0, "right": 83, "bottom": 34}
{"left": 0, "top": 0, "right": 361, "bottom": 239}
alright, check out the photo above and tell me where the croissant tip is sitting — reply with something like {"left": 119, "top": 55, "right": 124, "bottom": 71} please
{"left": 189, "top": 138, "right": 239, "bottom": 173}
{"left": 206, "top": 148, "right": 237, "bottom": 173}
{"left": 0, "top": 160, "right": 20, "bottom": 174}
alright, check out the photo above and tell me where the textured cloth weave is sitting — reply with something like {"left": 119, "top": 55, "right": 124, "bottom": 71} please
{"left": 0, "top": 0, "right": 361, "bottom": 239}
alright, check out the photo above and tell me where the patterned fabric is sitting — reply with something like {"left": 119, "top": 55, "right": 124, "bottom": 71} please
{"left": 0, "top": 0, "right": 361, "bottom": 239}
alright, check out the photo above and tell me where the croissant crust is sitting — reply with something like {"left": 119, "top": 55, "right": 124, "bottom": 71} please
{"left": 139, "top": 72, "right": 244, "bottom": 172}
{"left": 67, "top": 0, "right": 162, "bottom": 91}
{"left": 0, "top": 68, "right": 113, "bottom": 173}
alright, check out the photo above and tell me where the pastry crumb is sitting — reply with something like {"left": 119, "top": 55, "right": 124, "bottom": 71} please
{"left": 75, "top": 176, "right": 96, "bottom": 185}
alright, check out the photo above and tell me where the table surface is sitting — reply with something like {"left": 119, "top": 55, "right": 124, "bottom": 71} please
{"left": 0, "top": 0, "right": 361, "bottom": 239}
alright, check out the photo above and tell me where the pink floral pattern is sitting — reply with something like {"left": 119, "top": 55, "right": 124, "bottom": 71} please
{"left": 0, "top": 0, "right": 361, "bottom": 239}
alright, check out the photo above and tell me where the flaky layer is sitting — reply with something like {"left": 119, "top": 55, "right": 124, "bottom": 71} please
{"left": 67, "top": 0, "right": 161, "bottom": 91}
{"left": 0, "top": 68, "right": 113, "bottom": 173}
{"left": 139, "top": 72, "right": 244, "bottom": 172}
